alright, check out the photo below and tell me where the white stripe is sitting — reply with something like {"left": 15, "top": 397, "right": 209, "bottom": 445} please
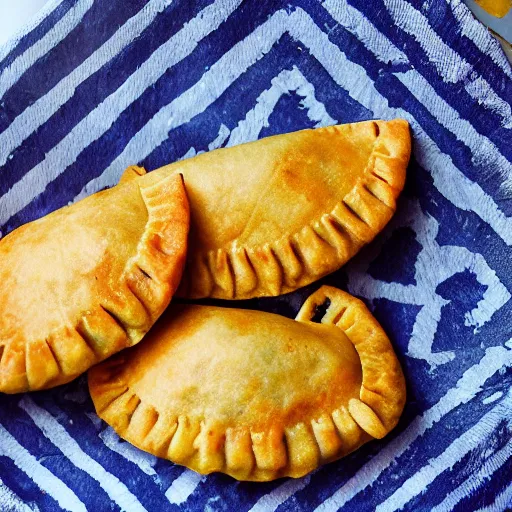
{"left": 78, "top": 14, "right": 333, "bottom": 195}
{"left": 321, "top": 0, "right": 408, "bottom": 65}
{"left": 99, "top": 427, "right": 157, "bottom": 477}
{"left": 415, "top": 138, "right": 512, "bottom": 245}
{"left": 396, "top": 70, "right": 512, "bottom": 184}
{"left": 345, "top": 199, "right": 510, "bottom": 367}
{"left": 72, "top": 8, "right": 512, "bottom": 248}
{"left": 164, "top": 470, "right": 203, "bottom": 505}
{"left": 0, "top": 476, "right": 37, "bottom": 512}
{"left": 160, "top": 67, "right": 331, "bottom": 165}
{"left": 248, "top": 474, "right": 312, "bottom": 512}
{"left": 59, "top": 400, "right": 159, "bottom": 478}
{"left": 208, "top": 124, "right": 230, "bottom": 150}
{"left": 0, "top": 0, "right": 94, "bottom": 98}
{"left": 0, "top": 0, "right": 174, "bottom": 167}
{"left": 85, "top": 412, "right": 103, "bottom": 429}
{"left": 145, "top": 65, "right": 330, "bottom": 173}
{"left": 96, "top": 415, "right": 207, "bottom": 505}
{"left": 474, "top": 482, "right": 512, "bottom": 512}
{"left": 380, "top": 0, "right": 509, "bottom": 118}
{"left": 323, "top": 0, "right": 512, "bottom": 189}
{"left": 465, "top": 76, "right": 512, "bottom": 128}
{"left": 3, "top": 7, "right": 510, "bottom": 251}
{"left": 226, "top": 66, "right": 335, "bottom": 149}
{"left": 75, "top": 8, "right": 289, "bottom": 200}
{"left": 314, "top": 343, "right": 512, "bottom": 512}
{"left": 287, "top": 68, "right": 336, "bottom": 128}
{"left": 376, "top": 393, "right": 512, "bottom": 512}
{"left": 0, "top": 0, "right": 241, "bottom": 226}
{"left": 482, "top": 391, "right": 504, "bottom": 405}
{"left": 430, "top": 429, "right": 512, "bottom": 512}
{"left": 0, "top": 423, "right": 86, "bottom": 512}
{"left": 383, "top": 0, "right": 471, "bottom": 83}
{"left": 446, "top": 0, "right": 512, "bottom": 77}
{"left": 287, "top": 9, "right": 512, "bottom": 245}
{"left": 19, "top": 396, "right": 148, "bottom": 512}
{"left": 0, "top": 0, "right": 61, "bottom": 64}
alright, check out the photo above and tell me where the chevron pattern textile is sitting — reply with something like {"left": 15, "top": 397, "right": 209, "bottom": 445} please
{"left": 0, "top": 0, "right": 511, "bottom": 510}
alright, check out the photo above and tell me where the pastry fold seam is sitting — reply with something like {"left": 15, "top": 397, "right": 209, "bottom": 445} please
{"left": 181, "top": 119, "right": 409, "bottom": 299}
{"left": 296, "top": 285, "right": 406, "bottom": 437}
{"left": 0, "top": 173, "right": 189, "bottom": 393}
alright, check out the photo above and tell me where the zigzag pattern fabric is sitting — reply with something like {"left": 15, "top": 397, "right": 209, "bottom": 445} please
{"left": 0, "top": 0, "right": 511, "bottom": 510}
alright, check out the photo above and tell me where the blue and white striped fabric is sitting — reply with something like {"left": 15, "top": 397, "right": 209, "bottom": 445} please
{"left": 0, "top": 0, "right": 511, "bottom": 510}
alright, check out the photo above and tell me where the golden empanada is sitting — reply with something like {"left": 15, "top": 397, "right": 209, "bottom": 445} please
{"left": 89, "top": 286, "right": 405, "bottom": 481}
{"left": 0, "top": 174, "right": 189, "bottom": 393}
{"left": 123, "top": 119, "right": 410, "bottom": 299}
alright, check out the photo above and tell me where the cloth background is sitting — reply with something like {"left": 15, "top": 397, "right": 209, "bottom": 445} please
{"left": 0, "top": 0, "right": 511, "bottom": 510}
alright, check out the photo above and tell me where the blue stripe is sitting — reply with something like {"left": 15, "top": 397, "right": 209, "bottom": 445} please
{"left": 3, "top": 28, "right": 365, "bottom": 233}
{"left": 186, "top": 473, "right": 283, "bottom": 512}
{"left": 1, "top": 0, "right": 280, "bottom": 233}
{"left": 299, "top": 1, "right": 512, "bottom": 171}
{"left": 407, "top": 0, "right": 512, "bottom": 83}
{"left": 0, "top": 0, "right": 215, "bottom": 200}
{"left": 30, "top": 392, "right": 179, "bottom": 512}
{"left": 0, "top": 455, "right": 63, "bottom": 511}
{"left": 378, "top": 74, "right": 511, "bottom": 213}
{"left": 342, "top": 0, "right": 512, "bottom": 159}
{"left": 0, "top": 1, "right": 510, "bottom": 510}
{"left": 4, "top": 17, "right": 510, "bottom": 234}
{"left": 406, "top": 414, "right": 512, "bottom": 511}
{"left": 410, "top": 163, "right": 512, "bottom": 292}
{"left": 447, "top": 446, "right": 512, "bottom": 512}
{"left": 0, "top": 0, "right": 79, "bottom": 74}
{"left": 0, "top": 0, "right": 146, "bottom": 134}
{"left": 460, "top": 455, "right": 512, "bottom": 511}
{"left": 0, "top": 402, "right": 117, "bottom": 512}
{"left": 3, "top": 1, "right": 511, "bottom": 231}
{"left": 145, "top": 33, "right": 373, "bottom": 170}
{"left": 286, "top": 391, "right": 508, "bottom": 511}
{"left": 321, "top": 15, "right": 512, "bottom": 210}
{"left": 144, "top": 37, "right": 313, "bottom": 169}
{"left": 259, "top": 91, "right": 318, "bottom": 136}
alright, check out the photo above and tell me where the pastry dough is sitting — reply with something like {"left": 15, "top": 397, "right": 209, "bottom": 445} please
{"left": 0, "top": 174, "right": 189, "bottom": 393}
{"left": 89, "top": 286, "right": 405, "bottom": 481}
{"left": 123, "top": 119, "right": 410, "bottom": 299}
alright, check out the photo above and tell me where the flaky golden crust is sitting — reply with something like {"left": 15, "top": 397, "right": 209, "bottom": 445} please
{"left": 89, "top": 286, "right": 405, "bottom": 481}
{"left": 0, "top": 174, "right": 189, "bottom": 393}
{"left": 124, "top": 119, "right": 410, "bottom": 300}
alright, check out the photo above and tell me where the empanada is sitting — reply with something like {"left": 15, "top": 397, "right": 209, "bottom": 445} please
{"left": 0, "top": 174, "right": 189, "bottom": 393}
{"left": 124, "top": 119, "right": 410, "bottom": 299}
{"left": 89, "top": 286, "right": 405, "bottom": 481}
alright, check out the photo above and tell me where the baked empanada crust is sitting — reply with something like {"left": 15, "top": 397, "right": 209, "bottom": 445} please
{"left": 0, "top": 174, "right": 189, "bottom": 393}
{"left": 89, "top": 286, "right": 405, "bottom": 481}
{"left": 124, "top": 119, "right": 410, "bottom": 299}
